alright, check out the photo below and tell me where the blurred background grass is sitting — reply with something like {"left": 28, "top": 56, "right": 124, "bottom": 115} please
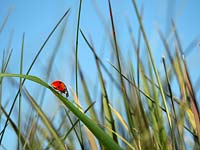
{"left": 0, "top": 0, "right": 200, "bottom": 149}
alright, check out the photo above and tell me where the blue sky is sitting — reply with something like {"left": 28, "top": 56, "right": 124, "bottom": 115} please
{"left": 1, "top": 0, "right": 200, "bottom": 149}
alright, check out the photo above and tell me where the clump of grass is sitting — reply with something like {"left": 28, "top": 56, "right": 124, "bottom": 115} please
{"left": 0, "top": 0, "right": 199, "bottom": 150}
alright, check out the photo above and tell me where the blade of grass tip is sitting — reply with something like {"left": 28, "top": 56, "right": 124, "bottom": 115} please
{"left": 132, "top": 0, "right": 172, "bottom": 134}
{"left": 172, "top": 20, "right": 184, "bottom": 55}
{"left": 108, "top": 0, "right": 135, "bottom": 138}
{"left": 0, "top": 7, "right": 12, "bottom": 33}
{"left": 162, "top": 56, "right": 179, "bottom": 150}
{"left": 0, "top": 73, "right": 122, "bottom": 150}
{"left": 0, "top": 8, "right": 70, "bottom": 144}
{"left": 184, "top": 36, "right": 200, "bottom": 56}
{"left": 75, "top": 0, "right": 82, "bottom": 98}
{"left": 182, "top": 55, "right": 200, "bottom": 143}
{"left": 157, "top": 28, "right": 174, "bottom": 66}
{"left": 80, "top": 30, "right": 118, "bottom": 143}
{"left": 0, "top": 105, "right": 31, "bottom": 150}
{"left": 18, "top": 32, "right": 25, "bottom": 150}
{"left": 157, "top": 28, "right": 184, "bottom": 95}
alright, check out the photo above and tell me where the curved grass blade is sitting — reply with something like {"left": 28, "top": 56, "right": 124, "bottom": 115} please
{"left": 0, "top": 73, "right": 122, "bottom": 150}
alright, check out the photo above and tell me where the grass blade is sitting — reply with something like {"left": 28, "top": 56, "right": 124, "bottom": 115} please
{"left": 0, "top": 73, "right": 122, "bottom": 150}
{"left": 131, "top": 1, "right": 172, "bottom": 147}
{"left": 108, "top": 0, "right": 135, "bottom": 139}
{"left": 75, "top": 0, "right": 82, "bottom": 98}
{"left": 18, "top": 32, "right": 25, "bottom": 150}
{"left": 80, "top": 30, "right": 118, "bottom": 143}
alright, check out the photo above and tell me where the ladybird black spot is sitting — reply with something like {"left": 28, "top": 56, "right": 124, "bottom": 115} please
{"left": 59, "top": 81, "right": 62, "bottom": 84}
{"left": 57, "top": 85, "right": 61, "bottom": 88}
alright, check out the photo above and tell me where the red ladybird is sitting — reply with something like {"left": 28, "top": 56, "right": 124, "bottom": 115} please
{"left": 51, "top": 80, "right": 69, "bottom": 97}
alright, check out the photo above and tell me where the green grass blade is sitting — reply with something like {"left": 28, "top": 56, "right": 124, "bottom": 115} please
{"left": 0, "top": 73, "right": 122, "bottom": 150}
{"left": 75, "top": 1, "right": 83, "bottom": 146}
{"left": 18, "top": 32, "right": 25, "bottom": 150}
{"left": 162, "top": 56, "right": 179, "bottom": 149}
{"left": 75, "top": 0, "right": 82, "bottom": 98}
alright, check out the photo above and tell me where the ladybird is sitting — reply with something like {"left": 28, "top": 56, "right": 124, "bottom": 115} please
{"left": 51, "top": 80, "right": 69, "bottom": 97}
